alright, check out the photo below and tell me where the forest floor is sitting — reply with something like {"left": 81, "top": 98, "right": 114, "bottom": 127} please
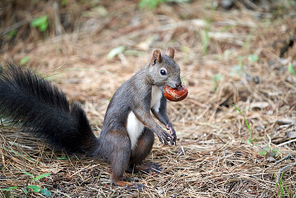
{"left": 1, "top": 0, "right": 296, "bottom": 197}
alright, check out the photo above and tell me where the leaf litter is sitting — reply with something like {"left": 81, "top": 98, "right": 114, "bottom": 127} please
{"left": 0, "top": 0, "right": 296, "bottom": 197}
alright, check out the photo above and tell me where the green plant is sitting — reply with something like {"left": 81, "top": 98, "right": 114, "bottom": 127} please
{"left": 199, "top": 20, "right": 212, "bottom": 55}
{"left": 23, "top": 172, "right": 51, "bottom": 181}
{"left": 8, "top": 29, "right": 17, "bottom": 39}
{"left": 259, "top": 134, "right": 280, "bottom": 158}
{"left": 61, "top": 0, "right": 68, "bottom": 6}
{"left": 107, "top": 46, "right": 126, "bottom": 60}
{"left": 1, "top": 186, "right": 18, "bottom": 191}
{"left": 229, "top": 55, "right": 259, "bottom": 78}
{"left": 139, "top": 0, "right": 166, "bottom": 9}
{"left": 20, "top": 56, "right": 30, "bottom": 65}
{"left": 229, "top": 56, "right": 245, "bottom": 77}
{"left": 243, "top": 28, "right": 256, "bottom": 49}
{"left": 248, "top": 54, "right": 259, "bottom": 63}
{"left": 31, "top": 15, "right": 48, "bottom": 32}
{"left": 259, "top": 145, "right": 280, "bottom": 157}
{"left": 23, "top": 172, "right": 51, "bottom": 196}
{"left": 58, "top": 156, "right": 69, "bottom": 160}
{"left": 199, "top": 2, "right": 216, "bottom": 55}
{"left": 201, "top": 24, "right": 210, "bottom": 55}
{"left": 233, "top": 104, "right": 253, "bottom": 145}
{"left": 275, "top": 173, "right": 296, "bottom": 198}
{"left": 22, "top": 172, "right": 51, "bottom": 196}
{"left": 0, "top": 172, "right": 51, "bottom": 196}
{"left": 238, "top": 56, "right": 245, "bottom": 68}
{"left": 288, "top": 62, "right": 296, "bottom": 75}
{"left": 213, "top": 73, "right": 224, "bottom": 92}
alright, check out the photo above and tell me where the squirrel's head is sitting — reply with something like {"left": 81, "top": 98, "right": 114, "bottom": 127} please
{"left": 148, "top": 47, "right": 181, "bottom": 90}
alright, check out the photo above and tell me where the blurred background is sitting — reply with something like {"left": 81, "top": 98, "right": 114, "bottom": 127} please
{"left": 1, "top": 0, "right": 296, "bottom": 197}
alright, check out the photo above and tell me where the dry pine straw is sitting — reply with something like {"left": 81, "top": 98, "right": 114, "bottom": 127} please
{"left": 1, "top": 0, "right": 296, "bottom": 197}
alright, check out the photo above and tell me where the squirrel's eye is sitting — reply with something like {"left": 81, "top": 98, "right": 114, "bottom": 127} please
{"left": 160, "top": 69, "right": 167, "bottom": 76}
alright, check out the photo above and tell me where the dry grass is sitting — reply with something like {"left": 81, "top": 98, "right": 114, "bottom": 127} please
{"left": 1, "top": 0, "right": 296, "bottom": 197}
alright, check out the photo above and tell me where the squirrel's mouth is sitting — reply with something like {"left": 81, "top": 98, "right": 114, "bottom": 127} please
{"left": 167, "top": 83, "right": 182, "bottom": 90}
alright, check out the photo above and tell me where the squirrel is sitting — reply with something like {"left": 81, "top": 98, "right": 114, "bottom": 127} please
{"left": 0, "top": 47, "right": 183, "bottom": 188}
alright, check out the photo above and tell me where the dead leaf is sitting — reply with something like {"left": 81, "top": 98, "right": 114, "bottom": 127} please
{"left": 286, "top": 131, "right": 296, "bottom": 138}
{"left": 250, "top": 102, "right": 269, "bottom": 110}
{"left": 276, "top": 118, "right": 296, "bottom": 125}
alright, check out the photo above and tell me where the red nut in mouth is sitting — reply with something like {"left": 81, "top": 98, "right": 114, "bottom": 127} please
{"left": 163, "top": 85, "right": 188, "bottom": 102}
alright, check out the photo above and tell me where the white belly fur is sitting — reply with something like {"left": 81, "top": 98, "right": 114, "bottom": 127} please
{"left": 127, "top": 85, "right": 163, "bottom": 150}
{"left": 151, "top": 85, "right": 162, "bottom": 112}
{"left": 127, "top": 111, "right": 144, "bottom": 150}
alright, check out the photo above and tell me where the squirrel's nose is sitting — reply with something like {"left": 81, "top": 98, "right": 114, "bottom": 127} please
{"left": 175, "top": 83, "right": 182, "bottom": 90}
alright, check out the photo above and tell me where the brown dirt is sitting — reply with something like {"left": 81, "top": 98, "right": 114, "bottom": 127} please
{"left": 1, "top": 0, "right": 296, "bottom": 197}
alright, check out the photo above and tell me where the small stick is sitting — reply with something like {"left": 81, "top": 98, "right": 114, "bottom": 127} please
{"left": 274, "top": 153, "right": 296, "bottom": 184}
{"left": 276, "top": 161, "right": 296, "bottom": 184}
{"left": 277, "top": 138, "right": 296, "bottom": 147}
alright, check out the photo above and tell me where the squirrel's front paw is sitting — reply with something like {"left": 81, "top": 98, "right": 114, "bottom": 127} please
{"left": 166, "top": 124, "right": 177, "bottom": 146}
{"left": 156, "top": 130, "right": 169, "bottom": 145}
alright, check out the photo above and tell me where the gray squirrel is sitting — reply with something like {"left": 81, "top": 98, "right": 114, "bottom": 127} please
{"left": 0, "top": 47, "right": 184, "bottom": 188}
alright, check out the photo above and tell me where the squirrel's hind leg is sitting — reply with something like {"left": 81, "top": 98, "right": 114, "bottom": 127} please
{"left": 104, "top": 129, "right": 132, "bottom": 187}
{"left": 108, "top": 129, "right": 145, "bottom": 190}
{"left": 130, "top": 127, "right": 154, "bottom": 165}
{"left": 128, "top": 127, "right": 161, "bottom": 174}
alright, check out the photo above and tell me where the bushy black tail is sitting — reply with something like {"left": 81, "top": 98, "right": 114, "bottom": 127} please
{"left": 0, "top": 64, "right": 99, "bottom": 154}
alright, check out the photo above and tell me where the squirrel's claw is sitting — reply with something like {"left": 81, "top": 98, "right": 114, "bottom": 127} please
{"left": 159, "top": 130, "right": 170, "bottom": 145}
{"left": 166, "top": 124, "right": 177, "bottom": 146}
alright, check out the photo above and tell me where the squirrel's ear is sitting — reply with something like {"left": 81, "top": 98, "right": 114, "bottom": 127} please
{"left": 151, "top": 49, "right": 162, "bottom": 65}
{"left": 166, "top": 47, "right": 175, "bottom": 59}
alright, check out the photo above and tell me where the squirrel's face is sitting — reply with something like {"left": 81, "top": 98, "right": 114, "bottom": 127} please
{"left": 148, "top": 47, "right": 182, "bottom": 90}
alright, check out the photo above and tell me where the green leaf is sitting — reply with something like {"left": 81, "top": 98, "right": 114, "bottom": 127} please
{"left": 1, "top": 186, "right": 18, "bottom": 191}
{"left": 288, "top": 62, "right": 296, "bottom": 75}
{"left": 269, "top": 152, "right": 276, "bottom": 157}
{"left": 39, "top": 23, "right": 48, "bottom": 32}
{"left": 263, "top": 146, "right": 270, "bottom": 151}
{"left": 8, "top": 29, "right": 17, "bottom": 38}
{"left": 201, "top": 30, "right": 209, "bottom": 55}
{"left": 246, "top": 139, "right": 252, "bottom": 145}
{"left": 272, "top": 148, "right": 280, "bottom": 157}
{"left": 280, "top": 185, "right": 284, "bottom": 195}
{"left": 58, "top": 156, "right": 69, "bottom": 160}
{"left": 31, "top": 15, "right": 48, "bottom": 32}
{"left": 139, "top": 0, "right": 166, "bottom": 9}
{"left": 31, "top": 16, "right": 48, "bottom": 27}
{"left": 34, "top": 173, "right": 51, "bottom": 181}
{"left": 229, "top": 65, "right": 243, "bottom": 77}
{"left": 20, "top": 56, "right": 30, "bottom": 65}
{"left": 22, "top": 187, "right": 28, "bottom": 194}
{"left": 233, "top": 104, "right": 253, "bottom": 144}
{"left": 259, "top": 150, "right": 267, "bottom": 156}
{"left": 27, "top": 185, "right": 41, "bottom": 192}
{"left": 61, "top": 0, "right": 68, "bottom": 5}
{"left": 213, "top": 73, "right": 224, "bottom": 82}
{"left": 40, "top": 188, "right": 51, "bottom": 197}
{"left": 23, "top": 171, "right": 34, "bottom": 179}
{"left": 213, "top": 73, "right": 224, "bottom": 91}
{"left": 272, "top": 148, "right": 280, "bottom": 153}
{"left": 237, "top": 56, "right": 245, "bottom": 68}
{"left": 107, "top": 46, "right": 126, "bottom": 60}
{"left": 248, "top": 54, "right": 259, "bottom": 62}
{"left": 92, "top": 6, "right": 109, "bottom": 17}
